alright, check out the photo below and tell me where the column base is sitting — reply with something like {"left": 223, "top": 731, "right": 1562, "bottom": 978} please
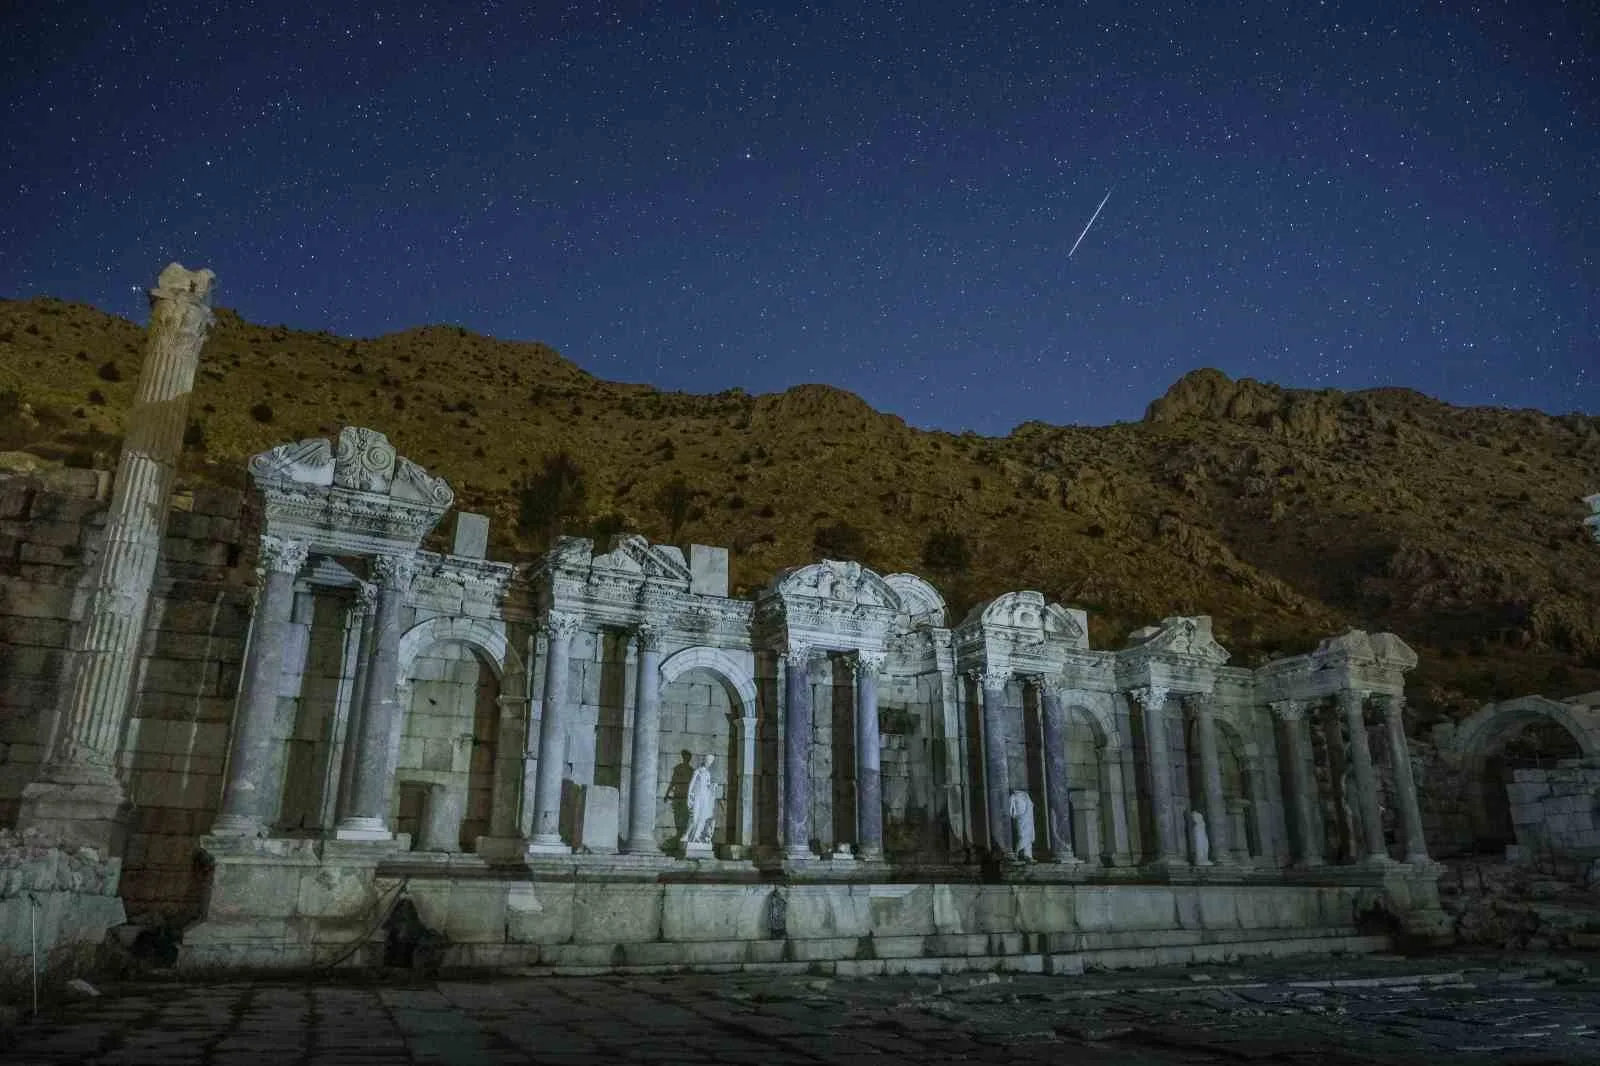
{"left": 18, "top": 777, "right": 130, "bottom": 857}
{"left": 334, "top": 817, "right": 393, "bottom": 843}
{"left": 684, "top": 842, "right": 714, "bottom": 859}
{"left": 1053, "top": 855, "right": 1085, "bottom": 866}
{"left": 526, "top": 835, "right": 572, "bottom": 856}
{"left": 209, "top": 814, "right": 270, "bottom": 838}
{"left": 783, "top": 844, "right": 814, "bottom": 862}
{"left": 622, "top": 838, "right": 662, "bottom": 856}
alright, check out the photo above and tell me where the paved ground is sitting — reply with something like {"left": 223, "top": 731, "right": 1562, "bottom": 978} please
{"left": 5, "top": 953, "right": 1600, "bottom": 1065}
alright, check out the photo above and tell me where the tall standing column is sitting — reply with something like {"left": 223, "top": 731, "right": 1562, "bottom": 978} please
{"left": 1379, "top": 693, "right": 1430, "bottom": 864}
{"left": 1132, "top": 685, "right": 1182, "bottom": 864}
{"left": 335, "top": 554, "right": 414, "bottom": 841}
{"left": 528, "top": 611, "right": 579, "bottom": 852}
{"left": 1102, "top": 742, "right": 1134, "bottom": 865}
{"left": 211, "top": 536, "right": 309, "bottom": 835}
{"left": 624, "top": 624, "right": 663, "bottom": 854}
{"left": 329, "top": 582, "right": 376, "bottom": 828}
{"left": 782, "top": 644, "right": 814, "bottom": 860}
{"left": 21, "top": 264, "right": 215, "bottom": 853}
{"left": 854, "top": 651, "right": 886, "bottom": 859}
{"left": 1187, "top": 693, "right": 1232, "bottom": 864}
{"left": 1272, "top": 700, "right": 1323, "bottom": 867}
{"left": 1037, "top": 678, "right": 1078, "bottom": 863}
{"left": 978, "top": 668, "right": 1013, "bottom": 857}
{"left": 1339, "top": 689, "right": 1389, "bottom": 862}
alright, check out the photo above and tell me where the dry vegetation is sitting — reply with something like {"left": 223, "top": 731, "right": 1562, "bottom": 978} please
{"left": 3, "top": 295, "right": 1599, "bottom": 726}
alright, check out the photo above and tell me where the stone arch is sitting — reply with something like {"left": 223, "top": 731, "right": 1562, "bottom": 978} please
{"left": 397, "top": 615, "right": 523, "bottom": 684}
{"left": 882, "top": 573, "right": 948, "bottom": 631}
{"left": 658, "top": 646, "right": 758, "bottom": 715}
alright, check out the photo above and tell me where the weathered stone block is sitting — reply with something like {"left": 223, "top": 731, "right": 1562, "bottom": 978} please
{"left": 506, "top": 881, "right": 576, "bottom": 944}
{"left": 661, "top": 884, "right": 772, "bottom": 942}
{"left": 572, "top": 883, "right": 661, "bottom": 943}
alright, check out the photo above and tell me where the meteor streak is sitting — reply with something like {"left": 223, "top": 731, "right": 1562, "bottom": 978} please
{"left": 1067, "top": 189, "right": 1112, "bottom": 258}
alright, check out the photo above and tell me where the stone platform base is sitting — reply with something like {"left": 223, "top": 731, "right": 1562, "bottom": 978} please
{"left": 178, "top": 837, "right": 1443, "bottom": 975}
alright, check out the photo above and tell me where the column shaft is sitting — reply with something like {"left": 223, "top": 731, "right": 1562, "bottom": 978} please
{"left": 980, "top": 672, "right": 1012, "bottom": 856}
{"left": 1341, "top": 690, "right": 1389, "bottom": 861}
{"left": 1276, "top": 703, "right": 1323, "bottom": 867}
{"left": 1136, "top": 687, "right": 1182, "bottom": 863}
{"left": 1382, "top": 695, "right": 1431, "bottom": 863}
{"left": 624, "top": 629, "right": 663, "bottom": 853}
{"left": 855, "top": 654, "right": 885, "bottom": 858}
{"left": 1190, "top": 697, "right": 1231, "bottom": 862}
{"left": 782, "top": 647, "right": 813, "bottom": 859}
{"left": 529, "top": 615, "right": 577, "bottom": 850}
{"left": 1038, "top": 682, "right": 1076, "bottom": 862}
{"left": 335, "top": 555, "right": 411, "bottom": 840}
{"left": 1103, "top": 745, "right": 1134, "bottom": 865}
{"left": 212, "top": 537, "right": 306, "bottom": 834}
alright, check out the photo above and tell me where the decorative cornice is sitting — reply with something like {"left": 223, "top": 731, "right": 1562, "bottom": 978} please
{"left": 258, "top": 534, "right": 309, "bottom": 577}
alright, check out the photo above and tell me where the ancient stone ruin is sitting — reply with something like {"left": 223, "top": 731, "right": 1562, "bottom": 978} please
{"left": 13, "top": 263, "right": 1600, "bottom": 977}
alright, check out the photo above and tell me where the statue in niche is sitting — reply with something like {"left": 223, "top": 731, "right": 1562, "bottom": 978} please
{"left": 1190, "top": 810, "right": 1212, "bottom": 866}
{"left": 1007, "top": 790, "right": 1036, "bottom": 862}
{"left": 686, "top": 753, "right": 718, "bottom": 844}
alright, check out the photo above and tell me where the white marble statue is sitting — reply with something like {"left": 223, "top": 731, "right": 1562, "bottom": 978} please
{"left": 1007, "top": 790, "right": 1036, "bottom": 861}
{"left": 686, "top": 754, "right": 717, "bottom": 844}
{"left": 1190, "top": 809, "right": 1212, "bottom": 866}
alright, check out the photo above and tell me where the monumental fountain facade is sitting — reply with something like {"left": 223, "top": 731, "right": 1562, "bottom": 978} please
{"left": 154, "top": 425, "right": 1450, "bottom": 974}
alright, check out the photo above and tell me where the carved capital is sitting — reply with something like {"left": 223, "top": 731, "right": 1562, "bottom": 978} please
{"left": 1269, "top": 698, "right": 1308, "bottom": 723}
{"left": 1033, "top": 674, "right": 1070, "bottom": 700}
{"left": 1183, "top": 691, "right": 1216, "bottom": 717}
{"left": 372, "top": 553, "right": 415, "bottom": 591}
{"left": 783, "top": 642, "right": 814, "bottom": 668}
{"left": 634, "top": 622, "right": 662, "bottom": 652}
{"left": 1127, "top": 684, "right": 1170, "bottom": 711}
{"left": 257, "top": 535, "right": 309, "bottom": 577}
{"left": 976, "top": 667, "right": 1011, "bottom": 690}
{"left": 354, "top": 581, "right": 378, "bottom": 615}
{"left": 545, "top": 610, "right": 582, "bottom": 638}
{"left": 853, "top": 650, "right": 887, "bottom": 678}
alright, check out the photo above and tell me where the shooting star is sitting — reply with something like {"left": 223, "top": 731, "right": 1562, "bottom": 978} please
{"left": 1067, "top": 189, "right": 1113, "bottom": 258}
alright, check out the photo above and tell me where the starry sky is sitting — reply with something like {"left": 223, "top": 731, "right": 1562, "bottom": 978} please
{"left": 2, "top": 2, "right": 1596, "bottom": 435}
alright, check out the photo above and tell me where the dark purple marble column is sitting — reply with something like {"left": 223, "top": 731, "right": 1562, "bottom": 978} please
{"left": 1132, "top": 685, "right": 1183, "bottom": 863}
{"left": 1038, "top": 679, "right": 1077, "bottom": 862}
{"left": 979, "top": 669, "right": 1013, "bottom": 857}
{"left": 782, "top": 644, "right": 814, "bottom": 859}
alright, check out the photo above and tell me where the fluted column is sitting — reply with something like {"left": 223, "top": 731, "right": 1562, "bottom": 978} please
{"left": 782, "top": 644, "right": 814, "bottom": 860}
{"left": 1037, "top": 677, "right": 1078, "bottom": 863}
{"left": 1271, "top": 700, "right": 1323, "bottom": 867}
{"left": 977, "top": 668, "right": 1013, "bottom": 857}
{"left": 22, "top": 265, "right": 215, "bottom": 851}
{"left": 528, "top": 611, "right": 579, "bottom": 852}
{"left": 1379, "top": 693, "right": 1430, "bottom": 864}
{"left": 854, "top": 651, "right": 886, "bottom": 859}
{"left": 1187, "top": 693, "right": 1231, "bottom": 864}
{"left": 335, "top": 554, "right": 414, "bottom": 841}
{"left": 1131, "top": 685, "right": 1182, "bottom": 864}
{"left": 624, "top": 624, "right": 664, "bottom": 854}
{"left": 211, "top": 535, "right": 309, "bottom": 835}
{"left": 1339, "top": 689, "right": 1388, "bottom": 862}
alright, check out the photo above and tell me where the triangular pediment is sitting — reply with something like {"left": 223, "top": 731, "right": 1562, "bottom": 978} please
{"left": 1125, "top": 616, "right": 1229, "bottom": 665}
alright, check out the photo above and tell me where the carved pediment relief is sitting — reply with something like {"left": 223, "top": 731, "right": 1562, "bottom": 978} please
{"left": 1125, "top": 615, "right": 1229, "bottom": 665}
{"left": 882, "top": 572, "right": 947, "bottom": 631}
{"left": 249, "top": 437, "right": 334, "bottom": 487}
{"left": 1312, "top": 629, "right": 1416, "bottom": 671}
{"left": 249, "top": 427, "right": 453, "bottom": 510}
{"left": 591, "top": 534, "right": 694, "bottom": 584}
{"left": 962, "top": 591, "right": 1088, "bottom": 650}
{"left": 776, "top": 560, "right": 897, "bottom": 609}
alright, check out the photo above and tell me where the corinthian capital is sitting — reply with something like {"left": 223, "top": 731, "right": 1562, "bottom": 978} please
{"left": 1127, "top": 684, "right": 1170, "bottom": 711}
{"left": 257, "top": 535, "right": 309, "bottom": 577}
{"left": 545, "top": 610, "right": 582, "bottom": 638}
{"left": 354, "top": 581, "right": 378, "bottom": 615}
{"left": 973, "top": 666, "right": 1011, "bottom": 690}
{"left": 853, "top": 650, "right": 887, "bottom": 678}
{"left": 372, "top": 553, "right": 416, "bottom": 591}
{"left": 634, "top": 622, "right": 662, "bottom": 652}
{"left": 1269, "top": 698, "right": 1307, "bottom": 723}
{"left": 1033, "top": 674, "right": 1070, "bottom": 701}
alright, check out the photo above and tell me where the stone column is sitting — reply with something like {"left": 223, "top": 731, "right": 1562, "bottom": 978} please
{"left": 853, "top": 651, "right": 886, "bottom": 859}
{"left": 528, "top": 611, "right": 579, "bottom": 853}
{"left": 1037, "top": 678, "right": 1078, "bottom": 862}
{"left": 1187, "top": 693, "right": 1232, "bottom": 864}
{"left": 1102, "top": 742, "right": 1134, "bottom": 865}
{"left": 1131, "top": 685, "right": 1182, "bottom": 863}
{"left": 978, "top": 668, "right": 1013, "bottom": 857}
{"left": 21, "top": 264, "right": 215, "bottom": 852}
{"left": 1340, "top": 689, "right": 1389, "bottom": 862}
{"left": 1379, "top": 693, "right": 1430, "bottom": 864}
{"left": 624, "top": 624, "right": 663, "bottom": 854}
{"left": 419, "top": 783, "right": 466, "bottom": 852}
{"left": 211, "top": 535, "right": 309, "bottom": 835}
{"left": 325, "top": 582, "right": 375, "bottom": 829}
{"left": 734, "top": 713, "right": 757, "bottom": 850}
{"left": 1272, "top": 700, "right": 1323, "bottom": 867}
{"left": 1070, "top": 787, "right": 1102, "bottom": 866}
{"left": 782, "top": 644, "right": 814, "bottom": 860}
{"left": 335, "top": 554, "right": 414, "bottom": 841}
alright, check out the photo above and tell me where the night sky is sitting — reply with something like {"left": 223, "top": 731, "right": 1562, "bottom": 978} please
{"left": 3, "top": 2, "right": 1595, "bottom": 435}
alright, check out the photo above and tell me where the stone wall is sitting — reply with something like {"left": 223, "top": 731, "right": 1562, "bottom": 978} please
{"left": 0, "top": 468, "right": 253, "bottom": 920}
{"left": 0, "top": 828, "right": 124, "bottom": 974}
{"left": 1506, "top": 760, "right": 1600, "bottom": 861}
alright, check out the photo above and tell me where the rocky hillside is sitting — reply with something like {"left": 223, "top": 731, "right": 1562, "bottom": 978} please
{"left": 3, "top": 296, "right": 1599, "bottom": 725}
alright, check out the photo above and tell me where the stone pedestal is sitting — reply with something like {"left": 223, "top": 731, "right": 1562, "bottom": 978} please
{"left": 582, "top": 785, "right": 621, "bottom": 855}
{"left": 419, "top": 784, "right": 467, "bottom": 853}
{"left": 21, "top": 263, "right": 215, "bottom": 855}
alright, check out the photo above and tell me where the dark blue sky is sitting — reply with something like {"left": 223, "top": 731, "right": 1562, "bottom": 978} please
{"left": 3, "top": 2, "right": 1595, "bottom": 434}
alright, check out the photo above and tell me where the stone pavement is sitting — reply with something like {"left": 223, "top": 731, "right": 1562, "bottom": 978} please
{"left": 5, "top": 953, "right": 1600, "bottom": 1065}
